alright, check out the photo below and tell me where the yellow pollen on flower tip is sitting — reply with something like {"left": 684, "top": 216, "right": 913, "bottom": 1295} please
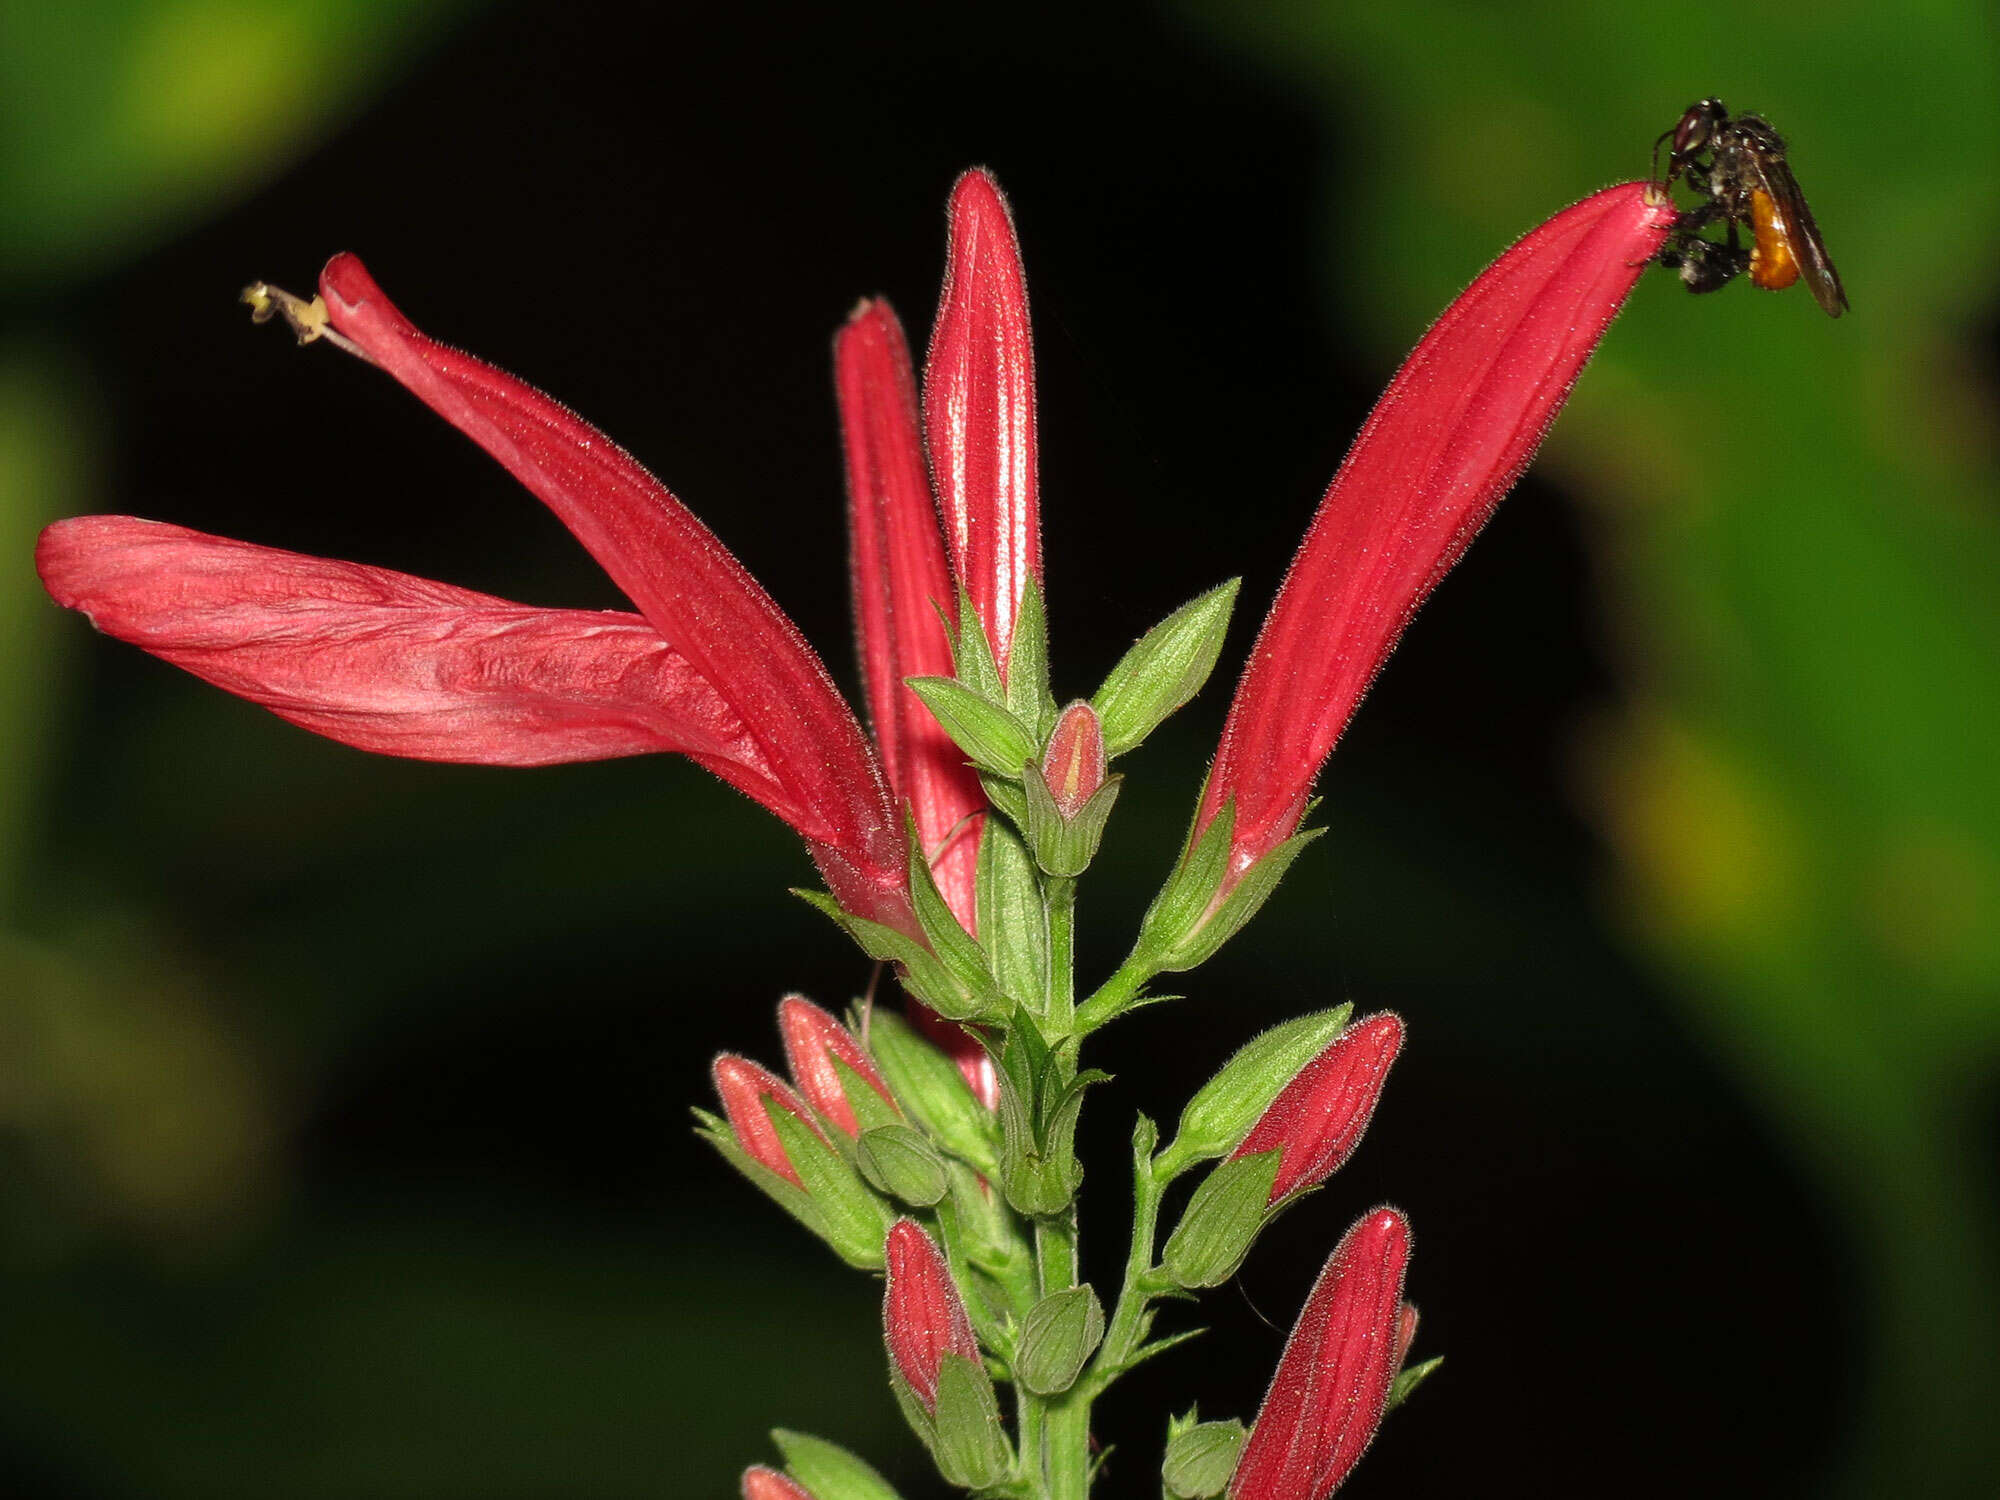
{"left": 241, "top": 281, "right": 374, "bottom": 364}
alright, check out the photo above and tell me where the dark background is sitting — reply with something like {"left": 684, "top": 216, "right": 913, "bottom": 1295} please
{"left": 4, "top": 1, "right": 1997, "bottom": 1496}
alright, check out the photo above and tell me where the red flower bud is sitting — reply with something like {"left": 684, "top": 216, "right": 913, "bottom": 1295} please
{"left": 777, "top": 995, "right": 898, "bottom": 1136}
{"left": 1041, "top": 700, "right": 1107, "bottom": 819}
{"left": 1199, "top": 184, "right": 1677, "bottom": 886}
{"left": 925, "top": 169, "right": 1041, "bottom": 680}
{"left": 740, "top": 1467, "right": 815, "bottom": 1500}
{"left": 1228, "top": 1207, "right": 1412, "bottom": 1500}
{"left": 712, "top": 1054, "right": 827, "bottom": 1189}
{"left": 1392, "top": 1301, "right": 1420, "bottom": 1375}
{"left": 882, "top": 1217, "right": 979, "bottom": 1413}
{"left": 1229, "top": 1012, "right": 1404, "bottom": 1203}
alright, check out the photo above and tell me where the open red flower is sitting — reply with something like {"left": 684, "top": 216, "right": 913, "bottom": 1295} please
{"left": 1198, "top": 182, "right": 1677, "bottom": 887}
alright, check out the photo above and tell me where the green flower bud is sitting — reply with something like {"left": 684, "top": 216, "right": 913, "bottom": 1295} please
{"left": 1161, "top": 1418, "right": 1246, "bottom": 1499}
{"left": 1015, "top": 1284, "right": 1106, "bottom": 1396}
{"left": 855, "top": 1124, "right": 950, "bottom": 1208}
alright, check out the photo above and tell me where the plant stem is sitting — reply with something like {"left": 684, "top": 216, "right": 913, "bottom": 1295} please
{"left": 1045, "top": 875, "right": 1077, "bottom": 1038}
{"left": 1086, "top": 1123, "right": 1167, "bottom": 1396}
{"left": 1073, "top": 948, "right": 1157, "bottom": 1036}
{"left": 1036, "top": 1209, "right": 1090, "bottom": 1500}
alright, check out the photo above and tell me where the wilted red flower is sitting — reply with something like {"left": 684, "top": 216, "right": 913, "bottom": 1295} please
{"left": 740, "top": 1468, "right": 815, "bottom": 1500}
{"left": 1199, "top": 183, "right": 1677, "bottom": 886}
{"left": 882, "top": 1217, "right": 979, "bottom": 1413}
{"left": 777, "top": 994, "right": 899, "bottom": 1136}
{"left": 1229, "top": 1206, "right": 1412, "bottom": 1500}
{"left": 1230, "top": 1012, "right": 1404, "bottom": 1203}
{"left": 711, "top": 1054, "right": 828, "bottom": 1189}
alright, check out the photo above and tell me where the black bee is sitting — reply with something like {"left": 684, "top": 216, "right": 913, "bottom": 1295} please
{"left": 1653, "top": 98, "right": 1847, "bottom": 317}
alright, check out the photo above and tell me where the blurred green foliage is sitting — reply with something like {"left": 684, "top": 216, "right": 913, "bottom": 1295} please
{"left": 1191, "top": 2, "right": 2000, "bottom": 1495}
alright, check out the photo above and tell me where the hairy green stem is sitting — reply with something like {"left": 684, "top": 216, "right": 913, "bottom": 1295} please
{"left": 1086, "top": 1126, "right": 1168, "bottom": 1395}
{"left": 1073, "top": 948, "right": 1157, "bottom": 1036}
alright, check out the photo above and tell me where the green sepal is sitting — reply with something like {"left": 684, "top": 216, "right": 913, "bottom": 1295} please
{"left": 1386, "top": 1354, "right": 1443, "bottom": 1412}
{"left": 977, "top": 814, "right": 1049, "bottom": 1016}
{"left": 979, "top": 770, "right": 1032, "bottom": 831}
{"left": 905, "top": 812, "right": 1007, "bottom": 1018}
{"left": 1157, "top": 1004, "right": 1355, "bottom": 1177}
{"left": 1137, "top": 808, "right": 1325, "bottom": 974}
{"left": 793, "top": 889, "right": 989, "bottom": 1023}
{"left": 931, "top": 1352, "right": 1013, "bottom": 1490}
{"left": 834, "top": 1056, "right": 906, "bottom": 1136}
{"left": 693, "top": 1106, "right": 835, "bottom": 1253}
{"left": 767, "top": 1102, "right": 896, "bottom": 1270}
{"left": 771, "top": 1430, "right": 906, "bottom": 1500}
{"left": 907, "top": 675, "right": 1036, "bottom": 779}
{"left": 992, "top": 1009, "right": 1104, "bottom": 1215}
{"left": 1015, "top": 1284, "right": 1106, "bottom": 1396}
{"left": 1005, "top": 574, "right": 1057, "bottom": 740}
{"left": 856, "top": 1123, "right": 950, "bottom": 1208}
{"left": 1160, "top": 1416, "right": 1245, "bottom": 1499}
{"left": 863, "top": 1008, "right": 1000, "bottom": 1176}
{"left": 1092, "top": 579, "right": 1239, "bottom": 757}
{"left": 944, "top": 585, "right": 1004, "bottom": 703}
{"left": 1020, "top": 760, "right": 1124, "bottom": 878}
{"left": 1161, "top": 1149, "right": 1280, "bottom": 1288}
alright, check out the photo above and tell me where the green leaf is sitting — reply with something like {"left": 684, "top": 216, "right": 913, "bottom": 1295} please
{"left": 1015, "top": 1284, "right": 1105, "bottom": 1396}
{"left": 906, "top": 676, "right": 1037, "bottom": 778}
{"left": 979, "top": 770, "right": 1032, "bottom": 831}
{"left": 772, "top": 1430, "right": 906, "bottom": 1500}
{"left": 1161, "top": 1150, "right": 1279, "bottom": 1289}
{"left": 977, "top": 815, "right": 1049, "bottom": 1015}
{"left": 1092, "top": 580, "right": 1239, "bottom": 756}
{"left": 793, "top": 889, "right": 982, "bottom": 1022}
{"left": 905, "top": 813, "right": 1007, "bottom": 1018}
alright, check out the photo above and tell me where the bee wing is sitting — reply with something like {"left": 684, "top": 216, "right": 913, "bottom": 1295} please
{"left": 1747, "top": 150, "right": 1847, "bottom": 317}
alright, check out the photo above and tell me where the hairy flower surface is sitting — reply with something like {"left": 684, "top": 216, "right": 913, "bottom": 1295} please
{"left": 712, "top": 1055, "right": 827, "bottom": 1189}
{"left": 777, "top": 995, "right": 899, "bottom": 1136}
{"left": 1228, "top": 1206, "right": 1412, "bottom": 1500}
{"left": 1199, "top": 183, "right": 1677, "bottom": 883}
{"left": 882, "top": 1217, "right": 979, "bottom": 1413}
{"left": 1230, "top": 1012, "right": 1403, "bottom": 1203}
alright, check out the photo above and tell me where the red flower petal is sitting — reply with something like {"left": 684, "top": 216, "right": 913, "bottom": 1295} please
{"left": 882, "top": 1217, "right": 979, "bottom": 1412}
{"left": 36, "top": 517, "right": 802, "bottom": 804}
{"left": 924, "top": 169, "right": 1041, "bottom": 679}
{"left": 317, "top": 253, "right": 909, "bottom": 922}
{"left": 1201, "top": 183, "right": 1677, "bottom": 880}
{"left": 838, "top": 298, "right": 985, "bottom": 925}
{"left": 741, "top": 1467, "right": 815, "bottom": 1500}
{"left": 1229, "top": 1207, "right": 1412, "bottom": 1500}
{"left": 777, "top": 994, "right": 898, "bottom": 1136}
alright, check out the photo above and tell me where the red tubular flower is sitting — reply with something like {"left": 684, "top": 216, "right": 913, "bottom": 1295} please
{"left": 712, "top": 1054, "right": 828, "bottom": 1189}
{"left": 740, "top": 1469, "right": 815, "bottom": 1500}
{"left": 882, "top": 1217, "right": 979, "bottom": 1414}
{"left": 1229, "top": 1012, "right": 1404, "bottom": 1203}
{"left": 777, "top": 994, "right": 899, "bottom": 1136}
{"left": 37, "top": 254, "right": 911, "bottom": 932}
{"left": 1228, "top": 1207, "right": 1412, "bottom": 1500}
{"left": 1199, "top": 183, "right": 1678, "bottom": 884}
{"left": 924, "top": 168, "right": 1041, "bottom": 680}
{"left": 838, "top": 298, "right": 987, "bottom": 929}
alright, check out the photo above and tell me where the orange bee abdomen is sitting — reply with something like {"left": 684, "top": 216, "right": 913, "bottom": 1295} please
{"left": 1748, "top": 187, "right": 1801, "bottom": 290}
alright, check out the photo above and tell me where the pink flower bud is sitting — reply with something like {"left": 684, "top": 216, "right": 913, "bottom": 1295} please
{"left": 1229, "top": 1207, "right": 1412, "bottom": 1500}
{"left": 1199, "top": 184, "right": 1678, "bottom": 887}
{"left": 1392, "top": 1301, "right": 1420, "bottom": 1374}
{"left": 777, "top": 995, "right": 898, "bottom": 1136}
{"left": 711, "top": 1054, "right": 827, "bottom": 1188}
{"left": 1230, "top": 1012, "right": 1404, "bottom": 1203}
{"left": 925, "top": 169, "right": 1041, "bottom": 680}
{"left": 882, "top": 1217, "right": 979, "bottom": 1413}
{"left": 740, "top": 1467, "right": 815, "bottom": 1500}
{"left": 1041, "top": 701, "right": 1107, "bottom": 819}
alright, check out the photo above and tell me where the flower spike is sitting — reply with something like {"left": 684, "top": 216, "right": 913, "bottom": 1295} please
{"left": 1228, "top": 1206, "right": 1413, "bottom": 1500}
{"left": 1199, "top": 183, "right": 1677, "bottom": 883}
{"left": 925, "top": 169, "right": 1042, "bottom": 680}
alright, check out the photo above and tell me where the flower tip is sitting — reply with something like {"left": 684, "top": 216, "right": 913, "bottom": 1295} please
{"left": 1355, "top": 1205, "right": 1412, "bottom": 1255}
{"left": 741, "top": 1465, "right": 815, "bottom": 1500}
